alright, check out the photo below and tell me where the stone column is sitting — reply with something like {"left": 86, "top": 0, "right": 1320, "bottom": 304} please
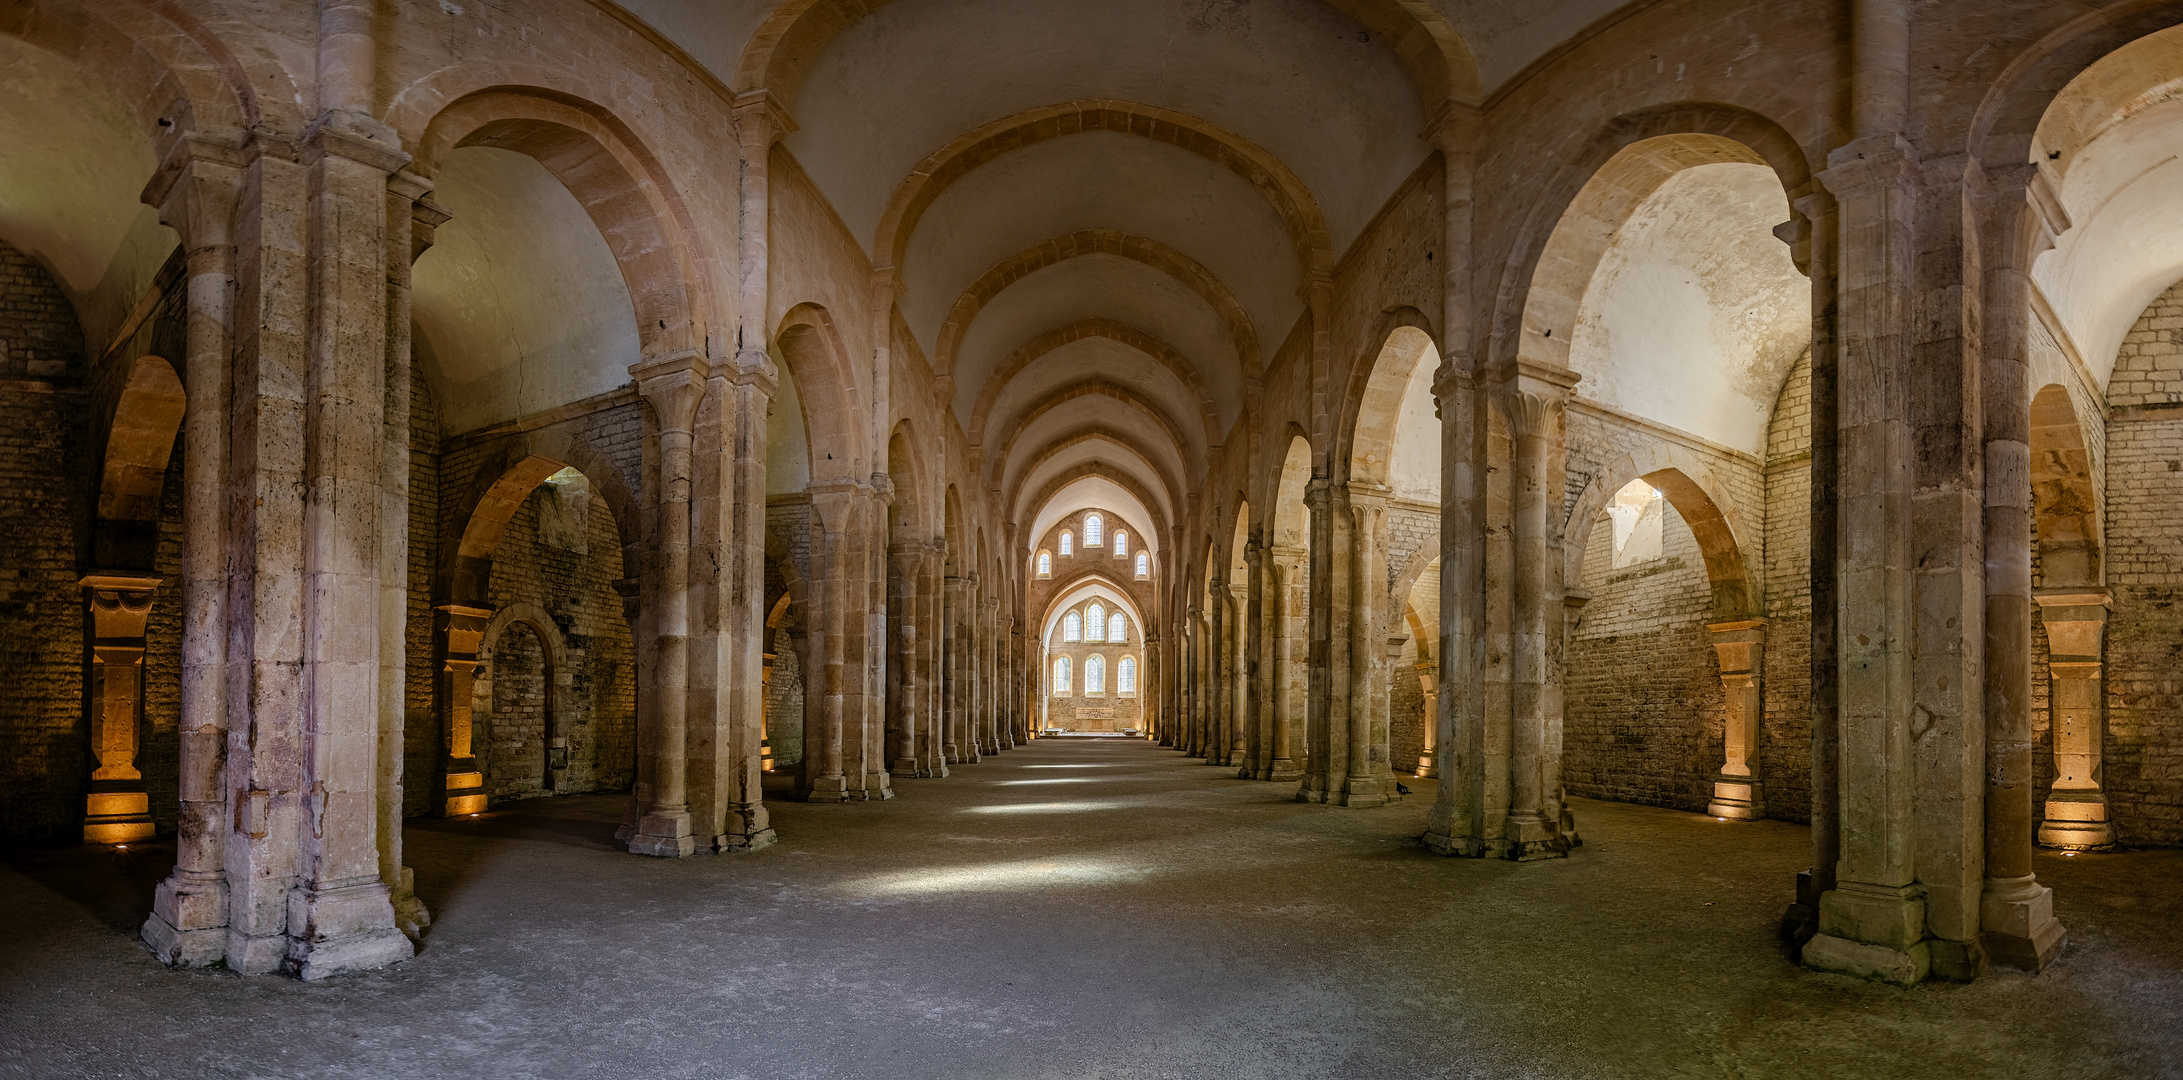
{"left": 920, "top": 542, "right": 948, "bottom": 775}
{"left": 2035, "top": 590, "right": 2112, "bottom": 849}
{"left": 981, "top": 595, "right": 1003, "bottom": 755}
{"left": 1242, "top": 534, "right": 1269, "bottom": 779}
{"left": 1414, "top": 659, "right": 1439, "bottom": 778}
{"left": 888, "top": 542, "right": 922, "bottom": 774}
{"left": 1206, "top": 574, "right": 1227, "bottom": 766}
{"left": 1183, "top": 601, "right": 1201, "bottom": 754}
{"left": 1344, "top": 487, "right": 1390, "bottom": 806}
{"left": 1424, "top": 108, "right": 1486, "bottom": 858}
{"left": 804, "top": 483, "right": 860, "bottom": 800}
{"left": 1705, "top": 620, "right": 1768, "bottom": 820}
{"left": 1500, "top": 359, "right": 1579, "bottom": 859}
{"left": 943, "top": 573, "right": 969, "bottom": 764}
{"left": 1302, "top": 479, "right": 1342, "bottom": 800}
{"left": 144, "top": 144, "right": 240, "bottom": 967}
{"left": 1269, "top": 547, "right": 1306, "bottom": 781}
{"left": 1976, "top": 164, "right": 2071, "bottom": 972}
{"left": 1803, "top": 130, "right": 1930, "bottom": 983}
{"left": 705, "top": 355, "right": 778, "bottom": 849}
{"left": 282, "top": 103, "right": 415, "bottom": 978}
{"left": 81, "top": 575, "right": 160, "bottom": 843}
{"left": 1229, "top": 581, "right": 1249, "bottom": 764}
{"left": 628, "top": 356, "right": 706, "bottom": 854}
{"left": 380, "top": 170, "right": 441, "bottom": 937}
{"left": 432, "top": 604, "right": 493, "bottom": 816}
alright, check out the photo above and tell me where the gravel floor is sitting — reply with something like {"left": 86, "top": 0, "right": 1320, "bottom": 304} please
{"left": 3, "top": 736, "right": 2178, "bottom": 1079}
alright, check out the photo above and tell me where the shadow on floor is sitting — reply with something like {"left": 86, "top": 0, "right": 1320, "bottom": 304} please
{"left": 2, "top": 840, "right": 170, "bottom": 936}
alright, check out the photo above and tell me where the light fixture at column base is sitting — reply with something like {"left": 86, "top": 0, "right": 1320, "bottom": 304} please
{"left": 1706, "top": 777, "right": 1765, "bottom": 820}
{"left": 2038, "top": 796, "right": 2114, "bottom": 849}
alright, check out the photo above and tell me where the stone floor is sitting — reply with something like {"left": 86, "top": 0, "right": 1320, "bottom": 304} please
{"left": 4, "top": 738, "right": 2179, "bottom": 1079}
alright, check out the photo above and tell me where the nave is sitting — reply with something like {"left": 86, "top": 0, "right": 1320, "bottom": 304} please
{"left": 4, "top": 737, "right": 2176, "bottom": 1079}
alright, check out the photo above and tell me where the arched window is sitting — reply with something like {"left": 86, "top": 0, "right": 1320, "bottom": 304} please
{"left": 1118, "top": 656, "right": 1136, "bottom": 693}
{"left": 1036, "top": 551, "right": 1052, "bottom": 577}
{"left": 1053, "top": 656, "right": 1071, "bottom": 693}
{"left": 1086, "top": 603, "right": 1106, "bottom": 641}
{"left": 1109, "top": 612, "right": 1126, "bottom": 642}
{"left": 1060, "top": 531, "right": 1073, "bottom": 556}
{"left": 1135, "top": 552, "right": 1149, "bottom": 578}
{"left": 1113, "top": 530, "right": 1127, "bottom": 557}
{"left": 1063, "top": 612, "right": 1081, "bottom": 642}
{"left": 1084, "top": 514, "right": 1103, "bottom": 546}
{"left": 1085, "top": 655, "right": 1105, "bottom": 694}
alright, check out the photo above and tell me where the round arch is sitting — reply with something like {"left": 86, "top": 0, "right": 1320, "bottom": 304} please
{"left": 1562, "top": 444, "right": 1757, "bottom": 620}
{"left": 413, "top": 87, "right": 714, "bottom": 362}
{"left": 2030, "top": 384, "right": 2103, "bottom": 589}
{"left": 93, "top": 355, "right": 184, "bottom": 568}
{"left": 1491, "top": 105, "right": 1816, "bottom": 376}
{"left": 775, "top": 302, "right": 871, "bottom": 485}
{"left": 475, "top": 601, "right": 570, "bottom": 796}
{"left": 447, "top": 447, "right": 636, "bottom": 607}
{"left": 1337, "top": 311, "right": 1440, "bottom": 489}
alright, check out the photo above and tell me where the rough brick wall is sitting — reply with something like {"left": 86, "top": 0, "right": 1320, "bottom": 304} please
{"left": 1565, "top": 497, "right": 1722, "bottom": 812}
{"left": 404, "top": 369, "right": 441, "bottom": 817}
{"left": 0, "top": 241, "right": 91, "bottom": 843}
{"left": 1559, "top": 358, "right": 1811, "bottom": 821}
{"left": 2095, "top": 280, "right": 2183, "bottom": 845}
{"left": 1760, "top": 354, "right": 1813, "bottom": 822}
{"left": 1388, "top": 631, "right": 1426, "bottom": 775}
{"left": 475, "top": 484, "right": 637, "bottom": 803}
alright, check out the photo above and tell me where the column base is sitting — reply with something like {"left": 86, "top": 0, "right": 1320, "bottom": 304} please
{"left": 2038, "top": 795, "right": 2115, "bottom": 849}
{"left": 718, "top": 827, "right": 779, "bottom": 852}
{"left": 84, "top": 787, "right": 155, "bottom": 844}
{"left": 1421, "top": 829, "right": 1493, "bottom": 857}
{"left": 1705, "top": 777, "right": 1766, "bottom": 821}
{"left": 1803, "top": 932, "right": 1930, "bottom": 986}
{"left": 891, "top": 757, "right": 921, "bottom": 776}
{"left": 1414, "top": 751, "right": 1438, "bottom": 779}
{"left": 284, "top": 879, "right": 413, "bottom": 981}
{"left": 226, "top": 929, "right": 289, "bottom": 975}
{"left": 1503, "top": 813, "right": 1569, "bottom": 861}
{"left": 142, "top": 869, "right": 228, "bottom": 967}
{"left": 627, "top": 809, "right": 697, "bottom": 856}
{"left": 1267, "top": 759, "right": 1301, "bottom": 782}
{"left": 805, "top": 775, "right": 852, "bottom": 803}
{"left": 1981, "top": 875, "right": 2067, "bottom": 972}
{"left": 392, "top": 866, "right": 431, "bottom": 943}
{"left": 1803, "top": 880, "right": 1929, "bottom": 986}
{"left": 1338, "top": 775, "right": 1388, "bottom": 807}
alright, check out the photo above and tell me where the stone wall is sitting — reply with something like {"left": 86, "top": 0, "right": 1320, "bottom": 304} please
{"left": 1565, "top": 497, "right": 1722, "bottom": 812}
{"left": 2094, "top": 281, "right": 2183, "bottom": 845}
{"left": 1558, "top": 352, "right": 1812, "bottom": 822}
{"left": 0, "top": 240, "right": 91, "bottom": 842}
{"left": 473, "top": 482, "right": 638, "bottom": 803}
{"left": 1760, "top": 355, "right": 1814, "bottom": 822}
{"left": 403, "top": 369, "right": 442, "bottom": 817}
